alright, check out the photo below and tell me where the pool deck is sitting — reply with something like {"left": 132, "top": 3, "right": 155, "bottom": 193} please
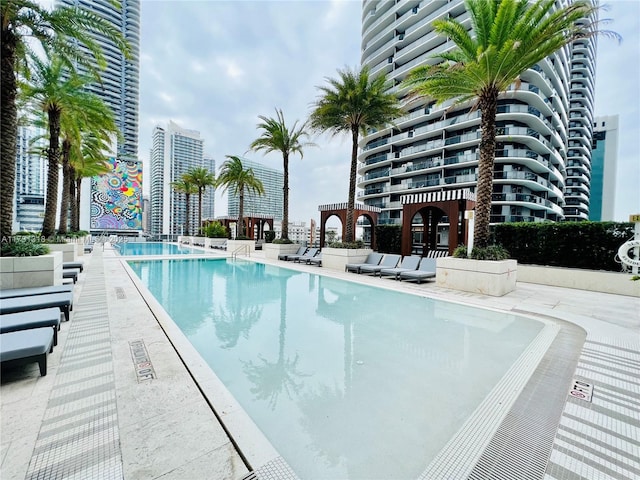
{"left": 1, "top": 245, "right": 639, "bottom": 480}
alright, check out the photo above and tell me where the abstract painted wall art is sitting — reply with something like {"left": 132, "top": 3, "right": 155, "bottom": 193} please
{"left": 90, "top": 158, "right": 142, "bottom": 230}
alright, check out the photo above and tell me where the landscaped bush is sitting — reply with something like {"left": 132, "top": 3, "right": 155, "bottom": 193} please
{"left": 264, "top": 231, "right": 276, "bottom": 243}
{"left": 273, "top": 238, "right": 293, "bottom": 244}
{"left": 375, "top": 224, "right": 401, "bottom": 253}
{"left": 203, "top": 221, "right": 228, "bottom": 238}
{"left": 1, "top": 241, "right": 49, "bottom": 257}
{"left": 492, "top": 221, "right": 634, "bottom": 271}
{"left": 452, "top": 244, "right": 510, "bottom": 260}
{"left": 329, "top": 240, "right": 365, "bottom": 249}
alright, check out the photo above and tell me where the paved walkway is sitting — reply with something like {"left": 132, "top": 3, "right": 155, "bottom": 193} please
{"left": 1, "top": 246, "right": 639, "bottom": 479}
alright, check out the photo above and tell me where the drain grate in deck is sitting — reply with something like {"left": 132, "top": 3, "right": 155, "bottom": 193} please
{"left": 114, "top": 287, "right": 126, "bottom": 299}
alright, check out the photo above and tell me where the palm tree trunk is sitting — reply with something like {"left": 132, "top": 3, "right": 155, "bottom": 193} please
{"left": 282, "top": 152, "right": 289, "bottom": 240}
{"left": 70, "top": 167, "right": 78, "bottom": 231}
{"left": 42, "top": 107, "right": 62, "bottom": 238}
{"left": 475, "top": 87, "right": 499, "bottom": 249}
{"left": 1, "top": 33, "right": 18, "bottom": 238}
{"left": 198, "top": 188, "right": 203, "bottom": 236}
{"left": 238, "top": 190, "right": 244, "bottom": 238}
{"left": 58, "top": 140, "right": 71, "bottom": 234}
{"left": 345, "top": 126, "right": 359, "bottom": 243}
{"left": 185, "top": 194, "right": 191, "bottom": 236}
{"left": 75, "top": 178, "right": 82, "bottom": 232}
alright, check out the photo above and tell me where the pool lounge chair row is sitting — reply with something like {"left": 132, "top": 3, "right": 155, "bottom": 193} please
{"left": 278, "top": 246, "right": 322, "bottom": 266}
{"left": 0, "top": 285, "right": 75, "bottom": 376}
{"left": 345, "top": 253, "right": 437, "bottom": 284}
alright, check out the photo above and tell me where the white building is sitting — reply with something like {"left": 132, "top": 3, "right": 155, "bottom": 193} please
{"left": 589, "top": 115, "right": 618, "bottom": 221}
{"left": 150, "top": 121, "right": 215, "bottom": 237}
{"left": 14, "top": 126, "right": 47, "bottom": 231}
{"left": 359, "top": 0, "right": 598, "bottom": 228}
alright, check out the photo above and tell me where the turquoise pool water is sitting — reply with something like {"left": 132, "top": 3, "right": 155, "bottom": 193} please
{"left": 128, "top": 258, "right": 544, "bottom": 479}
{"left": 114, "top": 242, "right": 198, "bottom": 256}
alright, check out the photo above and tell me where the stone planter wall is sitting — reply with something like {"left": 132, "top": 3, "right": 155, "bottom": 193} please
{"left": 191, "top": 236, "right": 206, "bottom": 247}
{"left": 436, "top": 257, "right": 517, "bottom": 296}
{"left": 518, "top": 264, "right": 640, "bottom": 297}
{"left": 322, "top": 248, "right": 373, "bottom": 271}
{"left": 206, "top": 238, "right": 228, "bottom": 249}
{"left": 264, "top": 243, "right": 300, "bottom": 260}
{"left": 227, "top": 239, "right": 255, "bottom": 256}
{"left": 0, "top": 251, "right": 63, "bottom": 289}
{"left": 46, "top": 243, "right": 77, "bottom": 262}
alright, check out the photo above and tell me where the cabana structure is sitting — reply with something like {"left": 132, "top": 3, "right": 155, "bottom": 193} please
{"left": 400, "top": 189, "right": 476, "bottom": 257}
{"left": 318, "top": 203, "right": 381, "bottom": 249}
{"left": 214, "top": 215, "right": 274, "bottom": 240}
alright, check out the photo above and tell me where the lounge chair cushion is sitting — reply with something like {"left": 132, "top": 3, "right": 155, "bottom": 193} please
{"left": 359, "top": 254, "right": 401, "bottom": 276}
{"left": 63, "top": 262, "right": 84, "bottom": 272}
{"left": 0, "top": 327, "right": 54, "bottom": 375}
{"left": 380, "top": 255, "right": 422, "bottom": 279}
{"left": 279, "top": 246, "right": 306, "bottom": 261}
{"left": 0, "top": 293, "right": 72, "bottom": 322}
{"left": 345, "top": 253, "right": 383, "bottom": 273}
{"left": 1, "top": 308, "right": 61, "bottom": 346}
{"left": 0, "top": 285, "right": 73, "bottom": 299}
{"left": 62, "top": 269, "right": 80, "bottom": 283}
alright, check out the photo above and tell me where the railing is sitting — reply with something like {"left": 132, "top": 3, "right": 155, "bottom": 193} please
{"left": 231, "top": 244, "right": 250, "bottom": 259}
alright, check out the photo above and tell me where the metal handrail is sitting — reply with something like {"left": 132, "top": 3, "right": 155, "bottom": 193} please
{"left": 231, "top": 244, "right": 250, "bottom": 260}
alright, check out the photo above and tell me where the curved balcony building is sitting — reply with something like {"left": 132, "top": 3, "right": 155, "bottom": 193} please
{"left": 58, "top": 0, "right": 140, "bottom": 159}
{"left": 359, "top": 0, "right": 597, "bottom": 227}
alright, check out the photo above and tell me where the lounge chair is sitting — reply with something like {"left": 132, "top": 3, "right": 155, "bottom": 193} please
{"left": 0, "top": 327, "right": 55, "bottom": 376}
{"left": 359, "top": 254, "right": 401, "bottom": 277}
{"left": 0, "top": 293, "right": 72, "bottom": 322}
{"left": 293, "top": 248, "right": 318, "bottom": 263}
{"left": 345, "top": 252, "right": 384, "bottom": 273}
{"left": 0, "top": 285, "right": 73, "bottom": 299}
{"left": 63, "top": 268, "right": 80, "bottom": 283}
{"left": 1, "top": 308, "right": 61, "bottom": 346}
{"left": 63, "top": 261, "right": 84, "bottom": 272}
{"left": 399, "top": 258, "right": 437, "bottom": 284}
{"left": 380, "top": 255, "right": 422, "bottom": 280}
{"left": 279, "top": 245, "right": 306, "bottom": 261}
{"left": 307, "top": 252, "right": 323, "bottom": 266}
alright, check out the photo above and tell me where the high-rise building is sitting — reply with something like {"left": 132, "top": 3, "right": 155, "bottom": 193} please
{"left": 359, "top": 0, "right": 598, "bottom": 230}
{"left": 57, "top": 0, "right": 140, "bottom": 159}
{"left": 150, "top": 121, "right": 215, "bottom": 236}
{"left": 227, "top": 158, "right": 284, "bottom": 221}
{"left": 589, "top": 115, "right": 619, "bottom": 221}
{"left": 202, "top": 156, "right": 216, "bottom": 221}
{"left": 14, "top": 126, "right": 47, "bottom": 231}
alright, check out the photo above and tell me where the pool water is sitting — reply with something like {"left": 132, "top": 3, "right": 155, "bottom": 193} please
{"left": 128, "top": 258, "right": 544, "bottom": 479}
{"left": 114, "top": 242, "right": 199, "bottom": 256}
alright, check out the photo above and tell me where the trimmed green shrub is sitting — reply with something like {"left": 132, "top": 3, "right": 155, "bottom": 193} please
{"left": 453, "top": 244, "right": 468, "bottom": 258}
{"left": 452, "top": 244, "right": 510, "bottom": 260}
{"left": 1, "top": 241, "right": 50, "bottom": 257}
{"left": 374, "top": 224, "right": 402, "bottom": 254}
{"left": 492, "top": 221, "right": 634, "bottom": 271}
{"left": 273, "top": 238, "right": 293, "bottom": 244}
{"left": 203, "top": 221, "right": 228, "bottom": 238}
{"left": 329, "top": 240, "right": 365, "bottom": 249}
{"left": 264, "top": 231, "right": 276, "bottom": 243}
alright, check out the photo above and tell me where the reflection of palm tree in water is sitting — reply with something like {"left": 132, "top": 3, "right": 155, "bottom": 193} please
{"left": 213, "top": 304, "right": 263, "bottom": 348}
{"left": 242, "top": 273, "right": 309, "bottom": 410}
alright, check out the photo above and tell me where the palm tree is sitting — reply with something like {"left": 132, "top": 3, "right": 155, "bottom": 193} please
{"left": 171, "top": 176, "right": 198, "bottom": 236}
{"left": 216, "top": 156, "right": 265, "bottom": 238}
{"left": 309, "top": 66, "right": 403, "bottom": 243}
{"left": 403, "top": 0, "right": 606, "bottom": 249}
{"left": 22, "top": 55, "right": 102, "bottom": 237}
{"left": 249, "top": 108, "right": 316, "bottom": 241}
{"left": 185, "top": 167, "right": 216, "bottom": 236}
{"left": 1, "top": 0, "right": 128, "bottom": 238}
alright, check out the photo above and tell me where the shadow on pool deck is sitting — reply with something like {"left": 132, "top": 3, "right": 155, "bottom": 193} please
{"left": 1, "top": 245, "right": 638, "bottom": 480}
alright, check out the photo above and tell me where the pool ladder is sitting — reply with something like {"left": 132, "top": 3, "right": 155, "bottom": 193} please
{"left": 231, "top": 244, "right": 250, "bottom": 260}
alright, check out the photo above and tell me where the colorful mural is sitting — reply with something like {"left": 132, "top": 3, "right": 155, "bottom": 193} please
{"left": 90, "top": 158, "right": 142, "bottom": 230}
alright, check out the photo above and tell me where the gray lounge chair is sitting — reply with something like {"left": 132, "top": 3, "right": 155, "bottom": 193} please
{"left": 307, "top": 252, "right": 323, "bottom": 266}
{"left": 0, "top": 293, "right": 72, "bottom": 322}
{"left": 293, "top": 248, "right": 318, "bottom": 263}
{"left": 1, "top": 308, "right": 61, "bottom": 346}
{"left": 63, "top": 261, "right": 84, "bottom": 272}
{"left": 278, "top": 245, "right": 307, "bottom": 261}
{"left": 63, "top": 268, "right": 80, "bottom": 283}
{"left": 345, "top": 252, "right": 383, "bottom": 273}
{"left": 0, "top": 285, "right": 73, "bottom": 299}
{"left": 380, "top": 255, "right": 422, "bottom": 280}
{"left": 359, "top": 254, "right": 401, "bottom": 276}
{"left": 399, "top": 258, "right": 437, "bottom": 284}
{"left": 0, "top": 327, "right": 54, "bottom": 376}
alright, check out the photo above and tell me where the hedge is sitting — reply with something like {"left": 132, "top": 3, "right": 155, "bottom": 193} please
{"left": 375, "top": 224, "right": 402, "bottom": 254}
{"left": 492, "top": 222, "right": 634, "bottom": 271}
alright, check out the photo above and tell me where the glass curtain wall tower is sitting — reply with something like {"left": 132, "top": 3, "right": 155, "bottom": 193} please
{"left": 359, "top": 0, "right": 598, "bottom": 227}
{"left": 57, "top": 0, "right": 140, "bottom": 159}
{"left": 227, "top": 158, "right": 284, "bottom": 221}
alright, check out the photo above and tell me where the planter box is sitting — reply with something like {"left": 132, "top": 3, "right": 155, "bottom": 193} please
{"left": 518, "top": 264, "right": 640, "bottom": 297}
{"left": 227, "top": 239, "right": 255, "bottom": 256}
{"left": 46, "top": 243, "right": 77, "bottom": 262}
{"left": 206, "top": 238, "right": 228, "bottom": 249}
{"left": 322, "top": 247, "right": 373, "bottom": 272}
{"left": 191, "top": 236, "right": 206, "bottom": 247}
{"left": 436, "top": 257, "right": 518, "bottom": 296}
{"left": 0, "top": 251, "right": 63, "bottom": 289}
{"left": 264, "top": 243, "right": 300, "bottom": 260}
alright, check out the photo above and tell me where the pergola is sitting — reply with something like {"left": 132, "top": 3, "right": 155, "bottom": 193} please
{"left": 213, "top": 214, "right": 274, "bottom": 240}
{"left": 400, "top": 189, "right": 476, "bottom": 256}
{"left": 318, "top": 202, "right": 381, "bottom": 249}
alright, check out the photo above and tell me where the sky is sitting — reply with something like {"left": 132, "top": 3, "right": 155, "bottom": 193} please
{"left": 136, "top": 0, "right": 639, "bottom": 223}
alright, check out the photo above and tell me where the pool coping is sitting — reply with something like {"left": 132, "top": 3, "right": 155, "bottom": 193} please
{"left": 119, "top": 253, "right": 580, "bottom": 479}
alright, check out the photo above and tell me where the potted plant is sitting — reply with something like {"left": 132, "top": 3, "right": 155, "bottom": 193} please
{"left": 264, "top": 237, "right": 299, "bottom": 260}
{"left": 1, "top": 236, "right": 63, "bottom": 288}
{"left": 322, "top": 241, "right": 373, "bottom": 272}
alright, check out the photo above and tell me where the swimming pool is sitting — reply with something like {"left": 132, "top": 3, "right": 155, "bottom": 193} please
{"left": 114, "top": 242, "right": 200, "bottom": 256}
{"left": 128, "top": 258, "right": 545, "bottom": 479}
